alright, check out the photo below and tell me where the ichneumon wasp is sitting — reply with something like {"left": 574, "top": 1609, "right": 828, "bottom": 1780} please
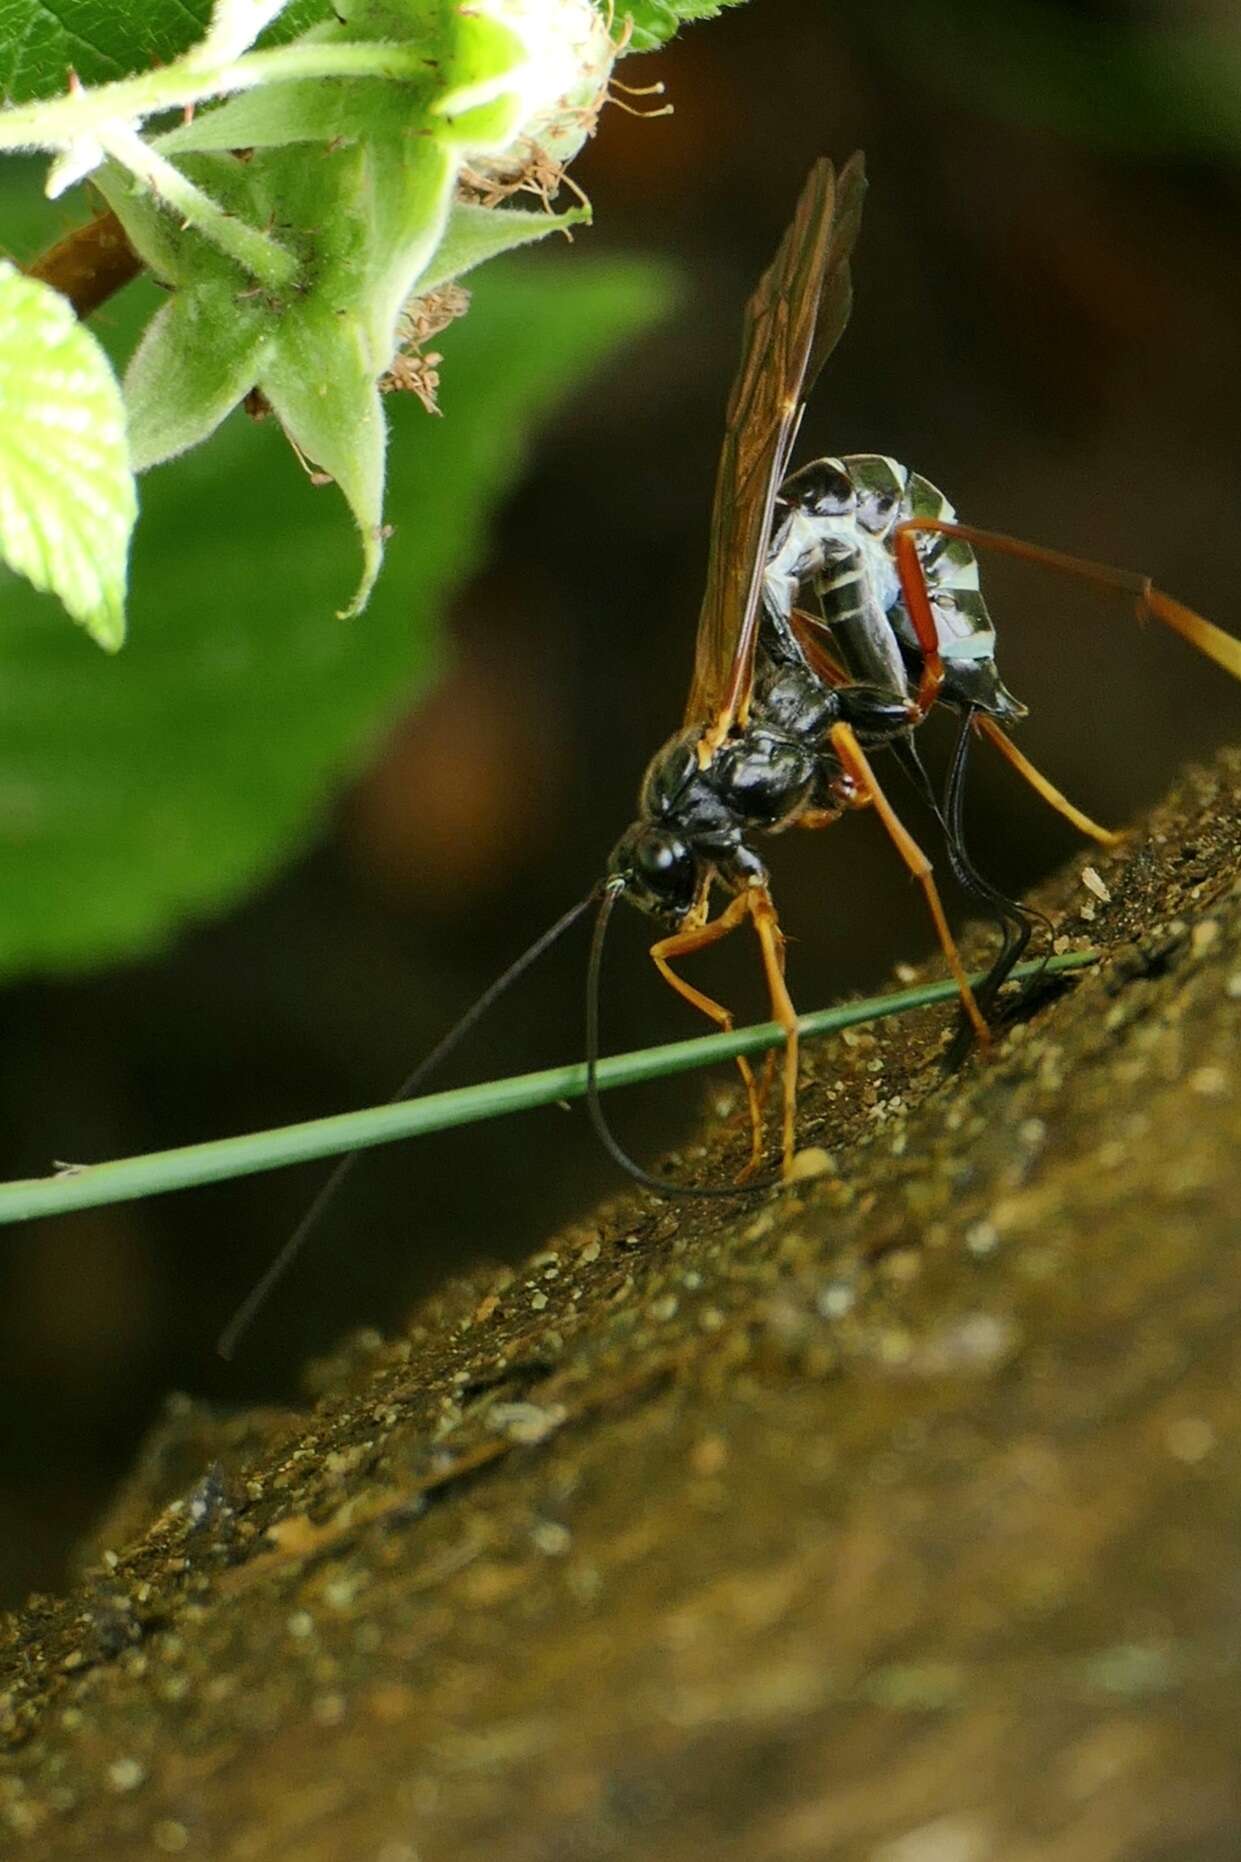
{"left": 591, "top": 153, "right": 1241, "bottom": 1186}
{"left": 220, "top": 154, "right": 1241, "bottom": 1354}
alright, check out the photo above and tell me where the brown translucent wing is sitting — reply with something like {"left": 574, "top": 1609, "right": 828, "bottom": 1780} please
{"left": 684, "top": 152, "right": 867, "bottom": 740}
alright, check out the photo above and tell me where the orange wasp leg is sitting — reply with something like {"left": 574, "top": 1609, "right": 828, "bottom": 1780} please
{"left": 650, "top": 890, "right": 769, "bottom": 1179}
{"left": 650, "top": 884, "right": 802, "bottom": 1179}
{"left": 798, "top": 577, "right": 1118, "bottom": 845}
{"left": 893, "top": 517, "right": 1241, "bottom": 684}
{"left": 973, "top": 714, "right": 1121, "bottom": 848}
{"left": 749, "top": 887, "right": 801, "bottom": 1175}
{"left": 893, "top": 514, "right": 1241, "bottom": 839}
{"left": 828, "top": 722, "right": 991, "bottom": 1051}
{"left": 891, "top": 526, "right": 945, "bottom": 716}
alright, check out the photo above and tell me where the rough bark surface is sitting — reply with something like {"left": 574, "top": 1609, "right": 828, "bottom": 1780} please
{"left": 3, "top": 751, "right": 1240, "bottom": 1862}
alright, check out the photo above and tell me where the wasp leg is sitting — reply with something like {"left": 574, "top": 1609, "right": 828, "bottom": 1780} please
{"left": 973, "top": 714, "right": 1121, "bottom": 847}
{"left": 748, "top": 889, "right": 801, "bottom": 1176}
{"left": 650, "top": 890, "right": 768, "bottom": 1179}
{"left": 828, "top": 722, "right": 991, "bottom": 1051}
{"left": 789, "top": 606, "right": 850, "bottom": 687}
{"left": 652, "top": 885, "right": 803, "bottom": 1180}
{"left": 890, "top": 525, "right": 946, "bottom": 716}
{"left": 743, "top": 887, "right": 795, "bottom": 1141}
{"left": 940, "top": 709, "right": 1048, "bottom": 1066}
{"left": 893, "top": 517, "right": 1241, "bottom": 684}
{"left": 793, "top": 807, "right": 845, "bottom": 832}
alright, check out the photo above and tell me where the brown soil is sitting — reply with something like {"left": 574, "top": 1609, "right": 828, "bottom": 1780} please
{"left": 2, "top": 749, "right": 1239, "bottom": 1861}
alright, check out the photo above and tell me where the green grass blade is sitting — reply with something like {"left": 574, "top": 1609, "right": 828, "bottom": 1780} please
{"left": 0, "top": 954, "right": 1095, "bottom": 1226}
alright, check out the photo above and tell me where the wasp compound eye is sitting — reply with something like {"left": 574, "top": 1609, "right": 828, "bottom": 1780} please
{"left": 637, "top": 832, "right": 690, "bottom": 882}
{"left": 608, "top": 825, "right": 698, "bottom": 920}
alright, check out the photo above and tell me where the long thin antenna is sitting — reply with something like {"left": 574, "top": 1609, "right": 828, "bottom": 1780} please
{"left": 217, "top": 887, "right": 599, "bottom": 1359}
{"left": 584, "top": 882, "right": 777, "bottom": 1199}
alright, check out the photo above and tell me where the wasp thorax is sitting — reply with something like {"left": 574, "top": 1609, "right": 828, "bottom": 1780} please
{"left": 607, "top": 823, "right": 700, "bottom": 922}
{"left": 713, "top": 729, "right": 816, "bottom": 827}
{"left": 640, "top": 730, "right": 742, "bottom": 842}
{"left": 638, "top": 730, "right": 699, "bottom": 818}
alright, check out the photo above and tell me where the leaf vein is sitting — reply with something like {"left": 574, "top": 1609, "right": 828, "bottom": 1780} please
{"left": 18, "top": 0, "right": 129, "bottom": 88}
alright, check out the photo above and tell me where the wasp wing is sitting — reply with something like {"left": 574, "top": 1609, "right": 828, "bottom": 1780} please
{"left": 684, "top": 152, "right": 867, "bottom": 741}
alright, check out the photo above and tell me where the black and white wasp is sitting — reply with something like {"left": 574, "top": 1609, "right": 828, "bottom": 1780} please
{"left": 222, "top": 154, "right": 1241, "bottom": 1352}
{"left": 599, "top": 153, "right": 1241, "bottom": 1181}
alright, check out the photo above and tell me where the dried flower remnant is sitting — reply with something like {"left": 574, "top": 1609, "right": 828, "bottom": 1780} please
{"left": 381, "top": 284, "right": 472, "bottom": 414}
{"left": 458, "top": 139, "right": 591, "bottom": 215}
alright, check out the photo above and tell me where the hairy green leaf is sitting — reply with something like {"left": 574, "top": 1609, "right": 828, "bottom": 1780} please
{"left": 108, "top": 154, "right": 279, "bottom": 469}
{"left": 0, "top": 0, "right": 720, "bottom": 117}
{"left": 619, "top": 0, "right": 746, "bottom": 54}
{"left": 124, "top": 289, "right": 274, "bottom": 473}
{"left": 0, "top": 0, "right": 324, "bottom": 104}
{"left": 84, "top": 0, "right": 608, "bottom": 612}
{"left": 418, "top": 201, "right": 589, "bottom": 296}
{"left": 0, "top": 263, "right": 135, "bottom": 647}
{"left": 0, "top": 255, "right": 672, "bottom": 975}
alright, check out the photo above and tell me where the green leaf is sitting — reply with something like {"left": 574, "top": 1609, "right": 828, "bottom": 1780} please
{"left": 252, "top": 135, "right": 458, "bottom": 613}
{"left": 0, "top": 0, "right": 326, "bottom": 105}
{"left": 0, "top": 255, "right": 673, "bottom": 976}
{"left": 103, "top": 155, "right": 278, "bottom": 469}
{"left": 153, "top": 29, "right": 442, "bottom": 157}
{"left": 618, "top": 0, "right": 747, "bottom": 55}
{"left": 417, "top": 200, "right": 590, "bottom": 296}
{"left": 259, "top": 327, "right": 388, "bottom": 619}
{"left": 0, "top": 263, "right": 136, "bottom": 649}
{"left": 94, "top": 0, "right": 601, "bottom": 612}
{"left": 124, "top": 289, "right": 274, "bottom": 472}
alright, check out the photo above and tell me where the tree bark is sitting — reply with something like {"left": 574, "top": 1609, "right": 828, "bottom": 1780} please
{"left": 3, "top": 749, "right": 1239, "bottom": 1861}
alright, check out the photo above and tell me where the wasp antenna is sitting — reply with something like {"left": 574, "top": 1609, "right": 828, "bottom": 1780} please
{"left": 217, "top": 886, "right": 600, "bottom": 1360}
{"left": 584, "top": 883, "right": 777, "bottom": 1199}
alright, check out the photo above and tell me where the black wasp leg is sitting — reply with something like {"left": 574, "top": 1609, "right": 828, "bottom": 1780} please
{"left": 827, "top": 722, "right": 991, "bottom": 1052}
{"left": 939, "top": 710, "right": 1049, "bottom": 1065}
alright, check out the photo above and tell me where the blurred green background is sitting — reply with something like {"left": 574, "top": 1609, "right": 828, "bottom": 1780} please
{"left": 2, "top": 0, "right": 1240, "bottom": 1601}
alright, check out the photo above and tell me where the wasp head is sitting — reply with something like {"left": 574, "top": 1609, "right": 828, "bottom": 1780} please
{"left": 606, "top": 823, "right": 700, "bottom": 924}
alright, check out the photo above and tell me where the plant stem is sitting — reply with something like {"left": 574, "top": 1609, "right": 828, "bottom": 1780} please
{"left": 0, "top": 954, "right": 1095, "bottom": 1227}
